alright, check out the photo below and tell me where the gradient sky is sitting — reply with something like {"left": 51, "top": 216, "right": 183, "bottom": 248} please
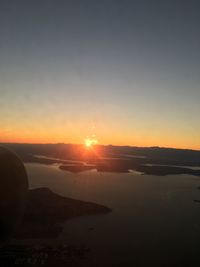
{"left": 0, "top": 0, "right": 200, "bottom": 149}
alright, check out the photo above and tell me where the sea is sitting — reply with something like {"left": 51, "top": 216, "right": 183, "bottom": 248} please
{"left": 25, "top": 162, "right": 200, "bottom": 266}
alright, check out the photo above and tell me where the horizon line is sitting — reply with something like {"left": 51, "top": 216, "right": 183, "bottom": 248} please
{"left": 0, "top": 142, "right": 200, "bottom": 152}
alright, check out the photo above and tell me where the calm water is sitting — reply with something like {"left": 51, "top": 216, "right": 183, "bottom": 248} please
{"left": 25, "top": 163, "right": 200, "bottom": 266}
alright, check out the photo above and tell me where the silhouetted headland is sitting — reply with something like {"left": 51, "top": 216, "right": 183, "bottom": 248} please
{"left": 15, "top": 188, "right": 111, "bottom": 239}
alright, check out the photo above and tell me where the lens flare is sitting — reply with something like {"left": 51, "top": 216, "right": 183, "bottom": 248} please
{"left": 84, "top": 137, "right": 98, "bottom": 148}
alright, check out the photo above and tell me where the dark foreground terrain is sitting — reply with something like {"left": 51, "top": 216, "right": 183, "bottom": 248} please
{"left": 0, "top": 244, "right": 95, "bottom": 267}
{"left": 0, "top": 188, "right": 111, "bottom": 266}
{"left": 15, "top": 187, "right": 111, "bottom": 239}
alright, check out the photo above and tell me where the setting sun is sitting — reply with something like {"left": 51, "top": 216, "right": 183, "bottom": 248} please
{"left": 84, "top": 137, "right": 98, "bottom": 148}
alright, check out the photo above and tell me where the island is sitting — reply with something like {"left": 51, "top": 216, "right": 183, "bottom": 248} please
{"left": 3, "top": 143, "right": 200, "bottom": 177}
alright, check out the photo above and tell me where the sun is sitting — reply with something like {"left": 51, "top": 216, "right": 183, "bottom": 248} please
{"left": 84, "top": 137, "right": 98, "bottom": 148}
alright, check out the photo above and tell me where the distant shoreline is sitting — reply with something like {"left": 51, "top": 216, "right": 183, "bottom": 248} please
{"left": 2, "top": 143, "right": 200, "bottom": 177}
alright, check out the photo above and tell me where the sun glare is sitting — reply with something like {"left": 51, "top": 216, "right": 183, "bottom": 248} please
{"left": 84, "top": 137, "right": 98, "bottom": 148}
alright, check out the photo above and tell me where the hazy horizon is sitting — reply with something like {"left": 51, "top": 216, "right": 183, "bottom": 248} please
{"left": 1, "top": 141, "right": 200, "bottom": 152}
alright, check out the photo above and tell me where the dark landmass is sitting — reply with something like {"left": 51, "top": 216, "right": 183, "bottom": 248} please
{"left": 134, "top": 164, "right": 200, "bottom": 176}
{"left": 2, "top": 142, "right": 200, "bottom": 165}
{"left": 0, "top": 244, "right": 95, "bottom": 267}
{"left": 58, "top": 161, "right": 200, "bottom": 176}
{"left": 15, "top": 188, "right": 111, "bottom": 239}
{"left": 1, "top": 143, "right": 200, "bottom": 177}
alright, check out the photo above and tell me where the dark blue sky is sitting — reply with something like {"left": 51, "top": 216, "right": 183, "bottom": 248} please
{"left": 0, "top": 0, "right": 200, "bottom": 148}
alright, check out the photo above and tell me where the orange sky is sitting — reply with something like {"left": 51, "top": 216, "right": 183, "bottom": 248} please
{"left": 1, "top": 122, "right": 199, "bottom": 150}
